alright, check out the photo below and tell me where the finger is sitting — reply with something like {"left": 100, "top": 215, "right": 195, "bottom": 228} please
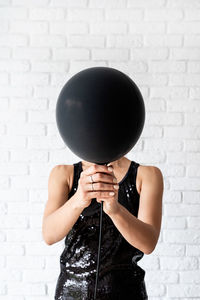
{"left": 86, "top": 181, "right": 119, "bottom": 192}
{"left": 84, "top": 164, "right": 113, "bottom": 177}
{"left": 87, "top": 191, "right": 116, "bottom": 198}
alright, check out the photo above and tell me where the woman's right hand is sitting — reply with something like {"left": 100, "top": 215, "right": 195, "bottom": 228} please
{"left": 75, "top": 163, "right": 118, "bottom": 209}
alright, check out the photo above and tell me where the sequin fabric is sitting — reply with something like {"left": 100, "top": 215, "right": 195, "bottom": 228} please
{"left": 54, "top": 160, "right": 148, "bottom": 300}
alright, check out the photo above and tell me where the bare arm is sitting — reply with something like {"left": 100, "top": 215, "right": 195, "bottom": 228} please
{"left": 108, "top": 166, "right": 163, "bottom": 254}
{"left": 42, "top": 165, "right": 84, "bottom": 245}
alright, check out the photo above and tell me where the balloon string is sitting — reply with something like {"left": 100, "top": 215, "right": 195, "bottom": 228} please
{"left": 94, "top": 200, "right": 103, "bottom": 300}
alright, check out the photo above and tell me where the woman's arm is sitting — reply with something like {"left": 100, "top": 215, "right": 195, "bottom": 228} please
{"left": 107, "top": 166, "right": 163, "bottom": 255}
{"left": 42, "top": 165, "right": 83, "bottom": 245}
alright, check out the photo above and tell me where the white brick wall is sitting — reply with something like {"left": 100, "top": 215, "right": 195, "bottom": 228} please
{"left": 0, "top": 0, "right": 200, "bottom": 299}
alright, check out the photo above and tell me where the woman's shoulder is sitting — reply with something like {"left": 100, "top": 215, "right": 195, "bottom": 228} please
{"left": 137, "top": 163, "right": 163, "bottom": 185}
{"left": 49, "top": 164, "right": 74, "bottom": 188}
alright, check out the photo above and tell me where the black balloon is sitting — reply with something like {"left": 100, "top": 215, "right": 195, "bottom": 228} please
{"left": 56, "top": 66, "right": 145, "bottom": 164}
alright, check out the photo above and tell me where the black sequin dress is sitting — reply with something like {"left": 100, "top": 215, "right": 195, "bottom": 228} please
{"left": 54, "top": 160, "right": 148, "bottom": 300}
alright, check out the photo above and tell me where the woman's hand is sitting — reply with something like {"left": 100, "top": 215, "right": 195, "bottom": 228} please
{"left": 76, "top": 163, "right": 120, "bottom": 216}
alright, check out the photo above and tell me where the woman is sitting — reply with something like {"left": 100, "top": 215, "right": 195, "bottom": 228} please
{"left": 42, "top": 155, "right": 163, "bottom": 300}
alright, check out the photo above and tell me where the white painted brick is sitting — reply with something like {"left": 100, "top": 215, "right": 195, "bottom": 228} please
{"left": 146, "top": 270, "right": 178, "bottom": 283}
{"left": 10, "top": 97, "right": 47, "bottom": 110}
{"left": 92, "top": 49, "right": 129, "bottom": 61}
{"left": 150, "top": 87, "right": 189, "bottom": 99}
{"left": 13, "top": 0, "right": 49, "bottom": 5}
{"left": 167, "top": 100, "right": 200, "bottom": 112}
{"left": 144, "top": 34, "right": 183, "bottom": 47}
{"left": 34, "top": 86, "right": 60, "bottom": 98}
{"left": 167, "top": 0, "right": 200, "bottom": 7}
{"left": 7, "top": 123, "right": 45, "bottom": 136}
{"left": 145, "top": 9, "right": 183, "bottom": 21}
{"left": 188, "top": 61, "right": 200, "bottom": 73}
{"left": 68, "top": 8, "right": 104, "bottom": 21}
{"left": 68, "top": 35, "right": 104, "bottom": 48}
{"left": 170, "top": 48, "right": 200, "bottom": 60}
{"left": 167, "top": 284, "right": 200, "bottom": 297}
{"left": 23, "top": 269, "right": 57, "bottom": 282}
{"left": 53, "top": 48, "right": 89, "bottom": 60}
{"left": 145, "top": 98, "right": 166, "bottom": 111}
{"left": 0, "top": 111, "right": 26, "bottom": 123}
{"left": 89, "top": 0, "right": 127, "bottom": 8}
{"left": 160, "top": 256, "right": 198, "bottom": 270}
{"left": 0, "top": 20, "right": 9, "bottom": 33}
{"left": 130, "top": 22, "right": 165, "bottom": 34}
{"left": 184, "top": 35, "right": 200, "bottom": 46}
{"left": 180, "top": 270, "right": 200, "bottom": 283}
{"left": 29, "top": 8, "right": 65, "bottom": 20}
{"left": 184, "top": 9, "right": 200, "bottom": 20}
{"left": 147, "top": 112, "right": 182, "bottom": 126}
{"left": 149, "top": 61, "right": 186, "bottom": 73}
{"left": 0, "top": 215, "right": 28, "bottom": 228}
{"left": 51, "top": 0, "right": 87, "bottom": 7}
{"left": 13, "top": 47, "right": 50, "bottom": 60}
{"left": 7, "top": 202, "right": 44, "bottom": 214}
{"left": 7, "top": 282, "right": 46, "bottom": 296}
{"left": 168, "top": 21, "right": 200, "bottom": 33}
{"left": 153, "top": 242, "right": 185, "bottom": 256}
{"left": 131, "top": 48, "right": 168, "bottom": 60}
{"left": 128, "top": 0, "right": 165, "bottom": 7}
{"left": 170, "top": 74, "right": 200, "bottom": 86}
{"left": 0, "top": 60, "right": 29, "bottom": 72}
{"left": 0, "top": 34, "right": 28, "bottom": 47}
{"left": 90, "top": 22, "right": 127, "bottom": 34}
{"left": 130, "top": 73, "right": 168, "bottom": 86}
{"left": 162, "top": 216, "right": 186, "bottom": 229}
{"left": 190, "top": 87, "right": 200, "bottom": 99}
{"left": 0, "top": 243, "right": 24, "bottom": 255}
{"left": 165, "top": 204, "right": 200, "bottom": 217}
{"left": 183, "top": 191, "right": 200, "bottom": 204}
{"left": 50, "top": 21, "right": 88, "bottom": 34}
{"left": 164, "top": 127, "right": 200, "bottom": 139}
{"left": 163, "top": 191, "right": 182, "bottom": 203}
{"left": 0, "top": 73, "right": 8, "bottom": 84}
{"left": 7, "top": 229, "right": 42, "bottom": 242}
{"left": 0, "top": 7, "right": 27, "bottom": 19}
{"left": 0, "top": 47, "right": 11, "bottom": 58}
{"left": 7, "top": 255, "right": 44, "bottom": 269}
{"left": 30, "top": 35, "right": 65, "bottom": 47}
{"left": 11, "top": 73, "right": 49, "bottom": 86}
{"left": 188, "top": 217, "right": 200, "bottom": 229}
{"left": 142, "top": 126, "right": 163, "bottom": 138}
{"left": 32, "top": 61, "right": 68, "bottom": 73}
{"left": 186, "top": 245, "right": 200, "bottom": 256}
{"left": 107, "top": 35, "right": 143, "bottom": 48}
{"left": 10, "top": 21, "right": 48, "bottom": 34}
{"left": 170, "top": 178, "right": 200, "bottom": 190}
{"left": 105, "top": 9, "right": 143, "bottom": 21}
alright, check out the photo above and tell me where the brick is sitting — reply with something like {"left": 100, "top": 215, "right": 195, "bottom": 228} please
{"left": 145, "top": 9, "right": 183, "bottom": 21}
{"left": 68, "top": 35, "right": 104, "bottom": 48}
{"left": 53, "top": 48, "right": 89, "bottom": 60}
{"left": 50, "top": 21, "right": 88, "bottom": 34}
{"left": 13, "top": 47, "right": 51, "bottom": 60}
{"left": 89, "top": 0, "right": 127, "bottom": 8}
{"left": 92, "top": 49, "right": 129, "bottom": 61}
{"left": 128, "top": 0, "right": 165, "bottom": 7}
{"left": 90, "top": 22, "right": 127, "bottom": 34}
{"left": 0, "top": 7, "right": 27, "bottom": 19}
{"left": 0, "top": 34, "right": 28, "bottom": 46}
{"left": 29, "top": 8, "right": 65, "bottom": 20}
{"left": 131, "top": 48, "right": 168, "bottom": 60}
{"left": 130, "top": 22, "right": 165, "bottom": 34}
{"left": 68, "top": 8, "right": 104, "bottom": 21}
{"left": 105, "top": 9, "right": 143, "bottom": 21}
{"left": 107, "top": 35, "right": 143, "bottom": 48}
{"left": 144, "top": 34, "right": 183, "bottom": 47}
{"left": 149, "top": 61, "right": 186, "bottom": 73}
{"left": 10, "top": 21, "right": 48, "bottom": 34}
{"left": 30, "top": 35, "right": 65, "bottom": 47}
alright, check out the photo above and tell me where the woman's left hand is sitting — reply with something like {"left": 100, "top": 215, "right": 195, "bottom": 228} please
{"left": 96, "top": 166, "right": 121, "bottom": 216}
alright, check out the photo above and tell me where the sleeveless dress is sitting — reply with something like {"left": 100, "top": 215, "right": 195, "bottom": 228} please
{"left": 54, "top": 160, "right": 148, "bottom": 300}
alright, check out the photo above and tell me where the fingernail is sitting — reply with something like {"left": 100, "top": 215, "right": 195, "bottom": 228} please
{"left": 109, "top": 192, "right": 115, "bottom": 196}
{"left": 113, "top": 178, "right": 117, "bottom": 183}
{"left": 108, "top": 167, "right": 113, "bottom": 172}
{"left": 114, "top": 185, "right": 119, "bottom": 190}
